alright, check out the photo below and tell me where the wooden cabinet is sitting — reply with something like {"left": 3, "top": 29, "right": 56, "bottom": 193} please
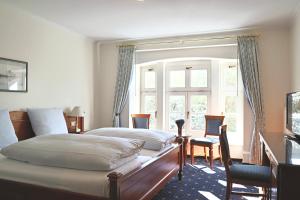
{"left": 65, "top": 116, "right": 84, "bottom": 133}
{"left": 260, "top": 132, "right": 300, "bottom": 200}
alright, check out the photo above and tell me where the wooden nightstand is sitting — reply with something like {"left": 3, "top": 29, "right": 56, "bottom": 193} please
{"left": 65, "top": 115, "right": 84, "bottom": 134}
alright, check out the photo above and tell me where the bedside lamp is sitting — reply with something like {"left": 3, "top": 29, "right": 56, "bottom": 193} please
{"left": 71, "top": 106, "right": 85, "bottom": 132}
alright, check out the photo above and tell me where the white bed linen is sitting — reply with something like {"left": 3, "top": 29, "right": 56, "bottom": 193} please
{"left": 0, "top": 146, "right": 174, "bottom": 197}
{"left": 0, "top": 153, "right": 149, "bottom": 197}
{"left": 1, "top": 134, "right": 144, "bottom": 171}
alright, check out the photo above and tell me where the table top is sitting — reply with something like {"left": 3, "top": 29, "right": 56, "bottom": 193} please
{"left": 261, "top": 132, "right": 300, "bottom": 166}
{"left": 178, "top": 134, "right": 192, "bottom": 138}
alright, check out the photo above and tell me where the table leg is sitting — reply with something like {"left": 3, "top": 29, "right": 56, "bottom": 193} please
{"left": 183, "top": 138, "right": 188, "bottom": 165}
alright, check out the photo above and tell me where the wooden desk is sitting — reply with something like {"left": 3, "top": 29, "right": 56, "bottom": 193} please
{"left": 260, "top": 132, "right": 300, "bottom": 200}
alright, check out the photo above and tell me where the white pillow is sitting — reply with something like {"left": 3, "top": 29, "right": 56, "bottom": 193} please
{"left": 0, "top": 109, "right": 18, "bottom": 148}
{"left": 27, "top": 108, "right": 68, "bottom": 136}
{"left": 1, "top": 134, "right": 144, "bottom": 171}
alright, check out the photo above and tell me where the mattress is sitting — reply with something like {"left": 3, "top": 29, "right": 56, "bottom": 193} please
{"left": 0, "top": 145, "right": 174, "bottom": 197}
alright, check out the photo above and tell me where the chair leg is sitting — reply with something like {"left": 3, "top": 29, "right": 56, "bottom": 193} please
{"left": 264, "top": 187, "right": 269, "bottom": 200}
{"left": 262, "top": 187, "right": 271, "bottom": 200}
{"left": 209, "top": 146, "right": 213, "bottom": 169}
{"left": 226, "top": 181, "right": 232, "bottom": 200}
{"left": 218, "top": 145, "right": 223, "bottom": 165}
{"left": 204, "top": 147, "right": 208, "bottom": 162}
{"left": 190, "top": 144, "right": 194, "bottom": 165}
{"left": 262, "top": 187, "right": 266, "bottom": 200}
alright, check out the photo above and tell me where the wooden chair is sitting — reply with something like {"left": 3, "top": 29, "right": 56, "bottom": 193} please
{"left": 190, "top": 115, "right": 225, "bottom": 169}
{"left": 131, "top": 114, "right": 151, "bottom": 129}
{"left": 219, "top": 125, "right": 272, "bottom": 200}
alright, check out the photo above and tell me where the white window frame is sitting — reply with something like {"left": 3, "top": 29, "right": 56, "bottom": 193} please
{"left": 139, "top": 64, "right": 164, "bottom": 129}
{"left": 219, "top": 61, "right": 244, "bottom": 145}
{"left": 187, "top": 92, "right": 211, "bottom": 136}
{"left": 140, "top": 67, "right": 157, "bottom": 92}
{"left": 140, "top": 92, "right": 157, "bottom": 129}
{"left": 164, "top": 60, "right": 212, "bottom": 134}
{"left": 165, "top": 60, "right": 211, "bottom": 92}
{"left": 165, "top": 92, "right": 187, "bottom": 132}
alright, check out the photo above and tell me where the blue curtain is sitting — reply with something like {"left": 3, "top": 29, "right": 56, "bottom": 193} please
{"left": 112, "top": 45, "right": 135, "bottom": 127}
{"left": 238, "top": 36, "right": 264, "bottom": 164}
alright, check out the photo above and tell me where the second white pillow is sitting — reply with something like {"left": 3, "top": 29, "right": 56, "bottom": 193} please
{"left": 27, "top": 108, "right": 68, "bottom": 136}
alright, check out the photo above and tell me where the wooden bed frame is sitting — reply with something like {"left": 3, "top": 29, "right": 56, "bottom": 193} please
{"left": 0, "top": 111, "right": 184, "bottom": 200}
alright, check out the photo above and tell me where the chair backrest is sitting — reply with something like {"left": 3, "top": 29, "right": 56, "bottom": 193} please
{"left": 205, "top": 115, "right": 225, "bottom": 136}
{"left": 219, "top": 125, "right": 232, "bottom": 173}
{"left": 131, "top": 114, "right": 151, "bottom": 129}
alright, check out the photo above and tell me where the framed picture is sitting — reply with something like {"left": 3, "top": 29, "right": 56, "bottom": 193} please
{"left": 0, "top": 57, "right": 28, "bottom": 92}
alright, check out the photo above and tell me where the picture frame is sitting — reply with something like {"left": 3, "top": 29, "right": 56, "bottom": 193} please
{"left": 0, "top": 57, "right": 28, "bottom": 92}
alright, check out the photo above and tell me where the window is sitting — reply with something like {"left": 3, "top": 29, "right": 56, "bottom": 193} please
{"left": 189, "top": 94, "right": 208, "bottom": 131}
{"left": 169, "top": 70, "right": 185, "bottom": 88}
{"left": 144, "top": 71, "right": 156, "bottom": 89}
{"left": 220, "top": 61, "right": 243, "bottom": 145}
{"left": 137, "top": 59, "right": 243, "bottom": 144}
{"left": 168, "top": 94, "right": 186, "bottom": 130}
{"left": 190, "top": 69, "right": 207, "bottom": 88}
{"left": 165, "top": 61, "right": 210, "bottom": 133}
{"left": 140, "top": 67, "right": 157, "bottom": 129}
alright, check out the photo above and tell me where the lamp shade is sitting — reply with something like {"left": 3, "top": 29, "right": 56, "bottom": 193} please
{"left": 71, "top": 106, "right": 84, "bottom": 116}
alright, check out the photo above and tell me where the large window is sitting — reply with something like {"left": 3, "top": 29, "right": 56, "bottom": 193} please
{"left": 140, "top": 67, "right": 157, "bottom": 129}
{"left": 165, "top": 61, "right": 210, "bottom": 134}
{"left": 220, "top": 61, "right": 243, "bottom": 144}
{"left": 137, "top": 59, "right": 243, "bottom": 144}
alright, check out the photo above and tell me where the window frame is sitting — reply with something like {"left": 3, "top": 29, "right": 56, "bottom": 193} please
{"left": 140, "top": 67, "right": 157, "bottom": 92}
{"left": 140, "top": 92, "right": 157, "bottom": 129}
{"left": 187, "top": 92, "right": 211, "bottom": 135}
{"left": 165, "top": 61, "right": 211, "bottom": 92}
{"left": 219, "top": 61, "right": 244, "bottom": 145}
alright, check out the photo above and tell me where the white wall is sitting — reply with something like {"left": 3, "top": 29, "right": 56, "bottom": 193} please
{"left": 257, "top": 27, "right": 291, "bottom": 133}
{"left": 0, "top": 3, "right": 95, "bottom": 129}
{"left": 292, "top": 7, "right": 300, "bottom": 91}
{"left": 94, "top": 43, "right": 118, "bottom": 128}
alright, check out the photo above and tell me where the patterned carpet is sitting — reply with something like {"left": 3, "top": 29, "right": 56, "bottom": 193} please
{"left": 153, "top": 157, "right": 262, "bottom": 200}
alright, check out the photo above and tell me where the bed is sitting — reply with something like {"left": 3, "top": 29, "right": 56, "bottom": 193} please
{"left": 0, "top": 111, "right": 184, "bottom": 200}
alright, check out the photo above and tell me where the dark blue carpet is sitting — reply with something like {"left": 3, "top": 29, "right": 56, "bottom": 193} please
{"left": 153, "top": 157, "right": 260, "bottom": 200}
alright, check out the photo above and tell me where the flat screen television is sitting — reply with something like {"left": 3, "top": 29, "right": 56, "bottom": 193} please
{"left": 287, "top": 92, "right": 300, "bottom": 138}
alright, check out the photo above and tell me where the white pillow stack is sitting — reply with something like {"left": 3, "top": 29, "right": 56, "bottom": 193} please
{"left": 1, "top": 134, "right": 144, "bottom": 171}
{"left": 0, "top": 109, "right": 18, "bottom": 149}
{"left": 86, "top": 127, "right": 176, "bottom": 151}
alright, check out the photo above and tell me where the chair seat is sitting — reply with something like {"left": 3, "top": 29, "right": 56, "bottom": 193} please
{"left": 230, "top": 164, "right": 271, "bottom": 183}
{"left": 190, "top": 137, "right": 219, "bottom": 145}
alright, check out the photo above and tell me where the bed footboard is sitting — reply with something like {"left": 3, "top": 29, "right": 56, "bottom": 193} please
{"left": 108, "top": 144, "right": 182, "bottom": 200}
{"left": 108, "top": 119, "right": 185, "bottom": 200}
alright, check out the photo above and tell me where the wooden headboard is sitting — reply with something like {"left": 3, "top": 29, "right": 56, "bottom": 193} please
{"left": 9, "top": 111, "right": 35, "bottom": 141}
{"left": 9, "top": 111, "right": 84, "bottom": 141}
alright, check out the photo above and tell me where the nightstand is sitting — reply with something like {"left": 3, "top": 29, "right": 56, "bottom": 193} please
{"left": 65, "top": 115, "right": 84, "bottom": 134}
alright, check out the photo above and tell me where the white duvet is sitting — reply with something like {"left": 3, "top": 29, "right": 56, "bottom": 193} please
{"left": 0, "top": 134, "right": 144, "bottom": 171}
{"left": 86, "top": 127, "right": 176, "bottom": 151}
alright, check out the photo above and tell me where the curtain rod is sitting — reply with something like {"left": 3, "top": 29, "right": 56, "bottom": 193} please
{"left": 118, "top": 34, "right": 259, "bottom": 47}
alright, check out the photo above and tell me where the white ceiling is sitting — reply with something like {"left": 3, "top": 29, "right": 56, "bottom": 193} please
{"left": 2, "top": 0, "right": 300, "bottom": 40}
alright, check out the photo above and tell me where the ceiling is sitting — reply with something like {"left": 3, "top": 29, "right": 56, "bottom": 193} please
{"left": 2, "top": 0, "right": 300, "bottom": 40}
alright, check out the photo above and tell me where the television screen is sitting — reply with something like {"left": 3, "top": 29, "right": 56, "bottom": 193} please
{"left": 287, "top": 92, "right": 300, "bottom": 136}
